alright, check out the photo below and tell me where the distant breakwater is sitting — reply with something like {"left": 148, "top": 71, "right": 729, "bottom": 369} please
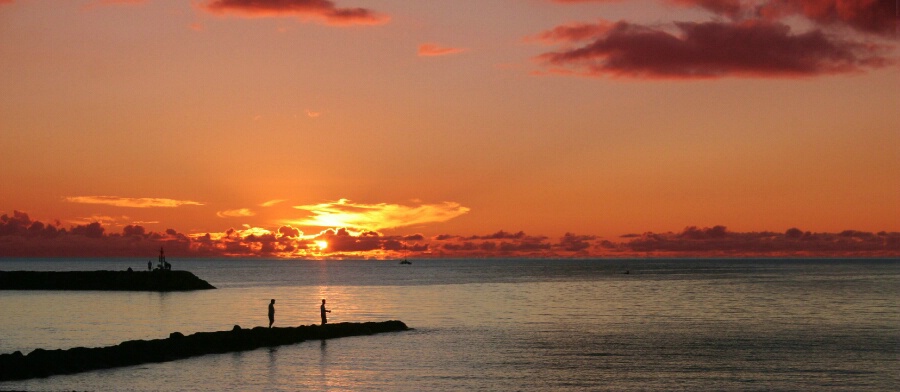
{"left": 0, "top": 321, "right": 410, "bottom": 381}
{"left": 0, "top": 270, "right": 216, "bottom": 291}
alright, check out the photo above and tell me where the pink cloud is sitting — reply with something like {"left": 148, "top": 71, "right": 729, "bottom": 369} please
{"left": 467, "top": 230, "right": 529, "bottom": 240}
{"left": 278, "top": 225, "right": 301, "bottom": 239}
{"left": 527, "top": 20, "right": 615, "bottom": 43}
{"left": 664, "top": 0, "right": 898, "bottom": 34}
{"left": 534, "top": 20, "right": 890, "bottom": 79}
{"left": 552, "top": 0, "right": 898, "bottom": 34}
{"left": 622, "top": 226, "right": 900, "bottom": 256}
{"left": 3, "top": 211, "right": 899, "bottom": 258}
{"left": 557, "top": 233, "right": 595, "bottom": 252}
{"left": 202, "top": 0, "right": 389, "bottom": 26}
{"left": 758, "top": 0, "right": 898, "bottom": 35}
{"left": 123, "top": 224, "right": 146, "bottom": 237}
{"left": 668, "top": 0, "right": 745, "bottom": 18}
{"left": 315, "top": 228, "right": 383, "bottom": 253}
{"left": 417, "top": 43, "right": 467, "bottom": 57}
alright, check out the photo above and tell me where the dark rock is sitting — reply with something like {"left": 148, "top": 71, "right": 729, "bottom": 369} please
{"left": 0, "top": 321, "right": 409, "bottom": 381}
{"left": 0, "top": 270, "right": 216, "bottom": 291}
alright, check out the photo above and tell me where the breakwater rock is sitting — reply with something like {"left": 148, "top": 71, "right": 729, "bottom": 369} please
{"left": 0, "top": 321, "right": 409, "bottom": 381}
{"left": 0, "top": 270, "right": 216, "bottom": 291}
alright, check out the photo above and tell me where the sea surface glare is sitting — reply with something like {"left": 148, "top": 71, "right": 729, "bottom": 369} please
{"left": 0, "top": 258, "right": 897, "bottom": 391}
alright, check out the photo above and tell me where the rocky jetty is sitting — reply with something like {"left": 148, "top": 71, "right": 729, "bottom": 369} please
{"left": 0, "top": 270, "right": 216, "bottom": 291}
{"left": 0, "top": 321, "right": 409, "bottom": 381}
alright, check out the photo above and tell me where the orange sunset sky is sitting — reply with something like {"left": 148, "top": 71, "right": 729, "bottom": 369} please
{"left": 1, "top": 0, "right": 898, "bottom": 258}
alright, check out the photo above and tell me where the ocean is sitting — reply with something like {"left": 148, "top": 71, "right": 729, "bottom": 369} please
{"left": 0, "top": 258, "right": 897, "bottom": 391}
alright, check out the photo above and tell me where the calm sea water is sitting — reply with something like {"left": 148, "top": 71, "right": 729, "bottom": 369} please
{"left": 0, "top": 258, "right": 897, "bottom": 391}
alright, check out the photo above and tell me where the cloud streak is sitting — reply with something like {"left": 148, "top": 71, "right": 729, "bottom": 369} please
{"left": 260, "top": 199, "right": 287, "bottom": 207}
{"left": 216, "top": 208, "right": 256, "bottom": 218}
{"left": 418, "top": 43, "right": 467, "bottom": 57}
{"left": 201, "top": 0, "right": 389, "bottom": 26}
{"left": 290, "top": 199, "right": 470, "bottom": 232}
{"left": 65, "top": 196, "right": 204, "bottom": 208}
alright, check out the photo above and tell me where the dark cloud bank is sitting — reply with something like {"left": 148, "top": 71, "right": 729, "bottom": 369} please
{"left": 2, "top": 211, "right": 898, "bottom": 258}
{"left": 535, "top": 0, "right": 898, "bottom": 79}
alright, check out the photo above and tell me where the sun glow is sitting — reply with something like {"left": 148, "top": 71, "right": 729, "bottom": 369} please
{"left": 316, "top": 240, "right": 328, "bottom": 250}
{"left": 291, "top": 199, "right": 470, "bottom": 231}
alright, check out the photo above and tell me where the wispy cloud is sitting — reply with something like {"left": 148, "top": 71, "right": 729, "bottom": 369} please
{"left": 216, "top": 208, "right": 256, "bottom": 218}
{"left": 92, "top": 0, "right": 147, "bottom": 5}
{"left": 526, "top": 20, "right": 614, "bottom": 44}
{"left": 69, "top": 214, "right": 120, "bottom": 226}
{"left": 201, "top": 0, "right": 389, "bottom": 26}
{"left": 417, "top": 43, "right": 467, "bottom": 57}
{"left": 260, "top": 199, "right": 287, "bottom": 207}
{"left": 65, "top": 196, "right": 204, "bottom": 208}
{"left": 290, "top": 199, "right": 470, "bottom": 231}
{"left": 81, "top": 0, "right": 148, "bottom": 10}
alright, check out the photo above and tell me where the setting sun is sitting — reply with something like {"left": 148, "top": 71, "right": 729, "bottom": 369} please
{"left": 0, "top": 0, "right": 897, "bottom": 260}
{"left": 0, "top": 1, "right": 897, "bottom": 390}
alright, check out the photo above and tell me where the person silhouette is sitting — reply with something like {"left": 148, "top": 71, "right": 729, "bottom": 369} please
{"left": 320, "top": 299, "right": 331, "bottom": 325}
{"left": 147, "top": 260, "right": 152, "bottom": 271}
{"left": 268, "top": 299, "right": 276, "bottom": 328}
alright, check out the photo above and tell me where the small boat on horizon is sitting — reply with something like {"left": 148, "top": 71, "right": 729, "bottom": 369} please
{"left": 399, "top": 259, "right": 412, "bottom": 265}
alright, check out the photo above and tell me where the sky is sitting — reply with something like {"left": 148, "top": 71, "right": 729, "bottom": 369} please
{"left": 1, "top": 0, "right": 898, "bottom": 258}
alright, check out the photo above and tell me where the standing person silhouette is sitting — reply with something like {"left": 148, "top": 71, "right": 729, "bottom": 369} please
{"left": 268, "top": 299, "right": 275, "bottom": 328}
{"left": 320, "top": 299, "right": 331, "bottom": 325}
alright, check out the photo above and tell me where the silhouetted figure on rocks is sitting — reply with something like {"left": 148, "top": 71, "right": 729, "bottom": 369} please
{"left": 268, "top": 299, "right": 275, "bottom": 328}
{"left": 321, "top": 299, "right": 331, "bottom": 325}
{"left": 148, "top": 260, "right": 152, "bottom": 271}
